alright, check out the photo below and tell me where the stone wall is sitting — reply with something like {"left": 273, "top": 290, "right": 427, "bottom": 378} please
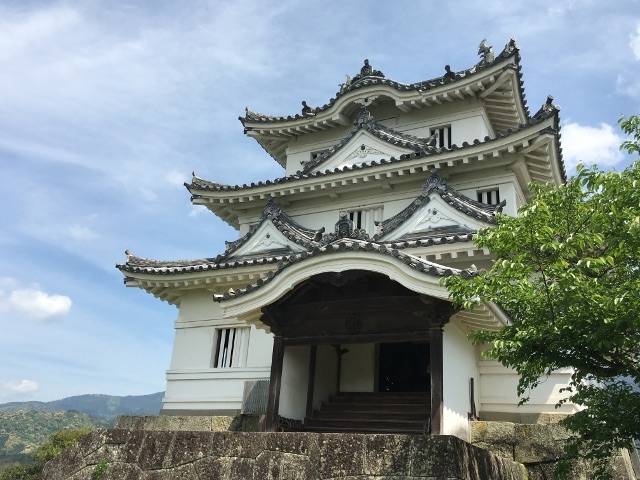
{"left": 471, "top": 421, "right": 639, "bottom": 480}
{"left": 42, "top": 430, "right": 526, "bottom": 480}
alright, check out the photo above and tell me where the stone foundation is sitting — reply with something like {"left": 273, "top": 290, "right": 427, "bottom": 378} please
{"left": 471, "top": 421, "right": 639, "bottom": 480}
{"left": 115, "top": 414, "right": 261, "bottom": 433}
{"left": 42, "top": 430, "right": 526, "bottom": 479}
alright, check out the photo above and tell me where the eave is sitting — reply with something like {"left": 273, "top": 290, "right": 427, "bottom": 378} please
{"left": 242, "top": 40, "right": 527, "bottom": 166}
{"left": 189, "top": 113, "right": 563, "bottom": 229}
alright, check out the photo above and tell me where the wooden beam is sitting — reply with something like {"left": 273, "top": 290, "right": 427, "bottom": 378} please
{"left": 282, "top": 331, "right": 431, "bottom": 347}
{"left": 305, "top": 345, "right": 317, "bottom": 418}
{"left": 430, "top": 323, "right": 444, "bottom": 435}
{"left": 265, "top": 336, "right": 285, "bottom": 432}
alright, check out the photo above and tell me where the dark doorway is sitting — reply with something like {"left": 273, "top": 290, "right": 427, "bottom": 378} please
{"left": 378, "top": 342, "right": 430, "bottom": 392}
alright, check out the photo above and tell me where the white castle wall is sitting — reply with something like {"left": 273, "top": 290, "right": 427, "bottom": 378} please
{"left": 442, "top": 320, "right": 480, "bottom": 441}
{"left": 163, "top": 290, "right": 272, "bottom": 414}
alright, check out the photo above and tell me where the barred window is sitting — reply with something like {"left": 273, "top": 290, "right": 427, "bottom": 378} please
{"left": 431, "top": 125, "right": 452, "bottom": 149}
{"left": 477, "top": 188, "right": 501, "bottom": 205}
{"left": 348, "top": 207, "right": 383, "bottom": 234}
{"left": 212, "top": 327, "right": 249, "bottom": 368}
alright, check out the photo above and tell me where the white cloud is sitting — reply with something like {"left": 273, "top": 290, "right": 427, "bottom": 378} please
{"left": 0, "top": 380, "right": 39, "bottom": 398}
{"left": 0, "top": 278, "right": 72, "bottom": 321}
{"left": 164, "top": 170, "right": 188, "bottom": 188}
{"left": 188, "top": 206, "right": 206, "bottom": 218}
{"left": 69, "top": 224, "right": 98, "bottom": 240}
{"left": 630, "top": 22, "right": 640, "bottom": 60}
{"left": 616, "top": 71, "right": 640, "bottom": 99}
{"left": 561, "top": 122, "right": 625, "bottom": 173}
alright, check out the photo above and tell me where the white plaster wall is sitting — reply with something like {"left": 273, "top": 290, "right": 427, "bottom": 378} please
{"left": 280, "top": 346, "right": 310, "bottom": 420}
{"left": 340, "top": 343, "right": 375, "bottom": 392}
{"left": 163, "top": 366, "right": 270, "bottom": 412}
{"left": 177, "top": 290, "right": 224, "bottom": 322}
{"left": 169, "top": 326, "right": 217, "bottom": 370}
{"left": 312, "top": 345, "right": 338, "bottom": 410}
{"left": 164, "top": 290, "right": 274, "bottom": 413}
{"left": 245, "top": 327, "right": 273, "bottom": 367}
{"left": 283, "top": 102, "right": 488, "bottom": 175}
{"left": 478, "top": 360, "right": 578, "bottom": 414}
{"left": 450, "top": 115, "right": 489, "bottom": 146}
{"left": 442, "top": 321, "right": 479, "bottom": 441}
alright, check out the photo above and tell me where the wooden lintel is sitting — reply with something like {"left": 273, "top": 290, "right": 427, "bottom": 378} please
{"left": 282, "top": 331, "right": 431, "bottom": 347}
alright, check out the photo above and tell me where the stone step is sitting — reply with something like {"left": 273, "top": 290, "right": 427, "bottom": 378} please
{"left": 304, "top": 419, "right": 427, "bottom": 435}
{"left": 318, "top": 402, "right": 429, "bottom": 414}
{"left": 329, "top": 392, "right": 430, "bottom": 405}
{"left": 312, "top": 409, "right": 429, "bottom": 421}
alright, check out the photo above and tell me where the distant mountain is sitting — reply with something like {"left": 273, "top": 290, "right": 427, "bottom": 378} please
{"left": 0, "top": 392, "right": 164, "bottom": 420}
{"left": 0, "top": 410, "right": 96, "bottom": 468}
{"left": 0, "top": 392, "right": 164, "bottom": 469}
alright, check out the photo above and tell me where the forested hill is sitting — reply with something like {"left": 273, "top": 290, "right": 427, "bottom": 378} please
{"left": 0, "top": 392, "right": 164, "bottom": 468}
{"left": 0, "top": 392, "right": 164, "bottom": 419}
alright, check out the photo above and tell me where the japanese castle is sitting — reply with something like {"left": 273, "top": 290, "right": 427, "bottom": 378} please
{"left": 117, "top": 38, "right": 574, "bottom": 440}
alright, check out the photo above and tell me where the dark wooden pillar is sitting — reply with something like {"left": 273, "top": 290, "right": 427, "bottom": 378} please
{"left": 429, "top": 323, "right": 444, "bottom": 435}
{"left": 265, "top": 335, "right": 284, "bottom": 432}
{"left": 429, "top": 302, "right": 452, "bottom": 435}
{"left": 305, "top": 345, "right": 317, "bottom": 418}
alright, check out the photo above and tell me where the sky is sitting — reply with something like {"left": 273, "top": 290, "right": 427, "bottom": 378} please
{"left": 0, "top": 0, "right": 639, "bottom": 403}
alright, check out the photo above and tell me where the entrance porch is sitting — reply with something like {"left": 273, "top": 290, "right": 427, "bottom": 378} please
{"left": 259, "top": 271, "right": 453, "bottom": 434}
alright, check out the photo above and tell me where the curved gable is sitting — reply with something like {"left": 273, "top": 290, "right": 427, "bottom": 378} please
{"left": 375, "top": 170, "right": 502, "bottom": 242}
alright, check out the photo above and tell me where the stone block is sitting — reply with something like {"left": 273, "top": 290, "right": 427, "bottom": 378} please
{"left": 98, "top": 462, "right": 144, "bottom": 480}
{"left": 42, "top": 445, "right": 86, "bottom": 480}
{"left": 253, "top": 450, "right": 285, "bottom": 480}
{"left": 318, "top": 433, "right": 365, "bottom": 477}
{"left": 162, "top": 430, "right": 213, "bottom": 467}
{"left": 193, "top": 456, "right": 230, "bottom": 480}
{"left": 142, "top": 463, "right": 198, "bottom": 480}
{"left": 210, "top": 431, "right": 265, "bottom": 458}
{"left": 262, "top": 432, "right": 319, "bottom": 458}
{"left": 135, "top": 431, "right": 175, "bottom": 470}
{"left": 363, "top": 434, "right": 412, "bottom": 476}
{"left": 513, "top": 424, "right": 570, "bottom": 464}
{"left": 470, "top": 421, "right": 517, "bottom": 460}
{"left": 120, "top": 430, "right": 147, "bottom": 464}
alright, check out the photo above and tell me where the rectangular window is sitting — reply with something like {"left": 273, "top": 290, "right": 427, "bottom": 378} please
{"left": 430, "top": 125, "right": 452, "bottom": 149}
{"left": 477, "top": 188, "right": 501, "bottom": 205}
{"left": 212, "top": 327, "right": 249, "bottom": 368}
{"left": 348, "top": 206, "right": 383, "bottom": 234}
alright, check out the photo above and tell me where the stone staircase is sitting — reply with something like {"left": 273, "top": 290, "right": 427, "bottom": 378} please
{"left": 304, "top": 391, "right": 430, "bottom": 434}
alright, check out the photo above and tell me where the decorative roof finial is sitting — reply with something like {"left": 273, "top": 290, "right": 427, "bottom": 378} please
{"left": 352, "top": 59, "right": 385, "bottom": 83}
{"left": 339, "top": 74, "right": 352, "bottom": 93}
{"left": 477, "top": 39, "right": 494, "bottom": 66}
{"left": 443, "top": 65, "right": 456, "bottom": 81}
{"left": 301, "top": 101, "right": 315, "bottom": 116}
{"left": 361, "top": 59, "right": 373, "bottom": 77}
{"left": 355, "top": 107, "right": 373, "bottom": 125}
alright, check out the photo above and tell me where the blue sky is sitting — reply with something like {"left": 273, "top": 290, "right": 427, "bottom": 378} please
{"left": 0, "top": 0, "right": 639, "bottom": 403}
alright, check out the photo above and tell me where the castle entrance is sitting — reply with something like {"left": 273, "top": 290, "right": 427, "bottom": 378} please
{"left": 259, "top": 270, "right": 453, "bottom": 434}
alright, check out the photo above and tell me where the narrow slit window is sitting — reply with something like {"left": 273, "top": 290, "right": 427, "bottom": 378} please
{"left": 477, "top": 188, "right": 501, "bottom": 205}
{"left": 213, "top": 327, "right": 249, "bottom": 368}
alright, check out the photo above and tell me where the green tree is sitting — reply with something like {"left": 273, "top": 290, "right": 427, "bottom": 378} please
{"left": 442, "top": 116, "right": 640, "bottom": 479}
{"left": 0, "top": 428, "right": 92, "bottom": 480}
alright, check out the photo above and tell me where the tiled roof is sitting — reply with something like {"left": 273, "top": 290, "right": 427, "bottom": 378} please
{"left": 118, "top": 236, "right": 478, "bottom": 302}
{"left": 187, "top": 100, "right": 563, "bottom": 196}
{"left": 240, "top": 39, "right": 524, "bottom": 126}
{"left": 118, "top": 175, "right": 497, "bottom": 300}
{"left": 216, "top": 198, "right": 323, "bottom": 262}
{"left": 374, "top": 169, "right": 504, "bottom": 240}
